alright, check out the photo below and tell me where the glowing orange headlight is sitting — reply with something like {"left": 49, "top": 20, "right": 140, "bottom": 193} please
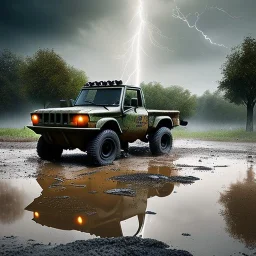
{"left": 34, "top": 212, "right": 40, "bottom": 218}
{"left": 31, "top": 114, "right": 39, "bottom": 125}
{"left": 73, "top": 115, "right": 89, "bottom": 127}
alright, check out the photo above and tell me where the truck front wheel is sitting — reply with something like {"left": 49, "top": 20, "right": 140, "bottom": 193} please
{"left": 149, "top": 127, "right": 173, "bottom": 155}
{"left": 37, "top": 136, "right": 63, "bottom": 161}
{"left": 87, "top": 129, "right": 121, "bottom": 166}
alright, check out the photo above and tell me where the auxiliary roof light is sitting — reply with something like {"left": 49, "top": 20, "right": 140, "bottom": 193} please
{"left": 115, "top": 80, "right": 123, "bottom": 85}
{"left": 108, "top": 80, "right": 115, "bottom": 86}
{"left": 84, "top": 80, "right": 123, "bottom": 87}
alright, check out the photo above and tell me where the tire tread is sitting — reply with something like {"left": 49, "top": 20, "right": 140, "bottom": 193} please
{"left": 87, "top": 130, "right": 120, "bottom": 165}
{"left": 149, "top": 127, "right": 173, "bottom": 155}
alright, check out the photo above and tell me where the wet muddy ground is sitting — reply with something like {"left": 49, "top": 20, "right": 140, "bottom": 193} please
{"left": 0, "top": 139, "right": 256, "bottom": 255}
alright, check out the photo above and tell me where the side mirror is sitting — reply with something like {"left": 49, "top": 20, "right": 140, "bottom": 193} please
{"left": 69, "top": 99, "right": 75, "bottom": 107}
{"left": 131, "top": 98, "right": 138, "bottom": 108}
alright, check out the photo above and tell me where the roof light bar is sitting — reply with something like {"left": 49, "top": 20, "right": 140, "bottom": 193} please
{"left": 84, "top": 80, "right": 123, "bottom": 87}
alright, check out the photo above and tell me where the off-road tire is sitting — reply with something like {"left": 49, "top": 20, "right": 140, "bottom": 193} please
{"left": 87, "top": 129, "right": 121, "bottom": 166}
{"left": 149, "top": 127, "right": 173, "bottom": 155}
{"left": 37, "top": 136, "right": 63, "bottom": 161}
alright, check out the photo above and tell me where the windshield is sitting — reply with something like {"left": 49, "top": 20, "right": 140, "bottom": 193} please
{"left": 75, "top": 88, "right": 122, "bottom": 106}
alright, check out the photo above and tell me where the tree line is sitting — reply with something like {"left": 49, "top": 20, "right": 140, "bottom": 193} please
{"left": 1, "top": 36, "right": 256, "bottom": 131}
{"left": 0, "top": 49, "right": 88, "bottom": 113}
{"left": 142, "top": 36, "right": 256, "bottom": 131}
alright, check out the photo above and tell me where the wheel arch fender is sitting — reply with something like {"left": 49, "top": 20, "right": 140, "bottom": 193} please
{"left": 96, "top": 118, "right": 123, "bottom": 134}
{"left": 153, "top": 116, "right": 173, "bottom": 130}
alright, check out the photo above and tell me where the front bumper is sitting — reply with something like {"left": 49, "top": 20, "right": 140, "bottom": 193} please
{"left": 27, "top": 125, "right": 100, "bottom": 134}
{"left": 27, "top": 126, "right": 101, "bottom": 150}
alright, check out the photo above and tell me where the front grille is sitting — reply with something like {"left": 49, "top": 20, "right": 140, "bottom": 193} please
{"left": 56, "top": 114, "right": 61, "bottom": 124}
{"left": 41, "top": 113, "right": 71, "bottom": 126}
{"left": 50, "top": 113, "right": 55, "bottom": 123}
{"left": 44, "top": 113, "right": 50, "bottom": 123}
{"left": 62, "top": 114, "right": 68, "bottom": 125}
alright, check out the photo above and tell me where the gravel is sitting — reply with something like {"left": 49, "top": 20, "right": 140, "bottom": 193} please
{"left": 109, "top": 173, "right": 200, "bottom": 184}
{"left": 104, "top": 188, "right": 136, "bottom": 197}
{"left": 0, "top": 236, "right": 193, "bottom": 256}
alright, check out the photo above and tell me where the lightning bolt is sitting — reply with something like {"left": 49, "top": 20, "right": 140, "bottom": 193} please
{"left": 120, "top": 0, "right": 237, "bottom": 86}
{"left": 120, "top": 0, "right": 172, "bottom": 86}
{"left": 119, "top": 0, "right": 145, "bottom": 86}
{"left": 172, "top": 2, "right": 239, "bottom": 49}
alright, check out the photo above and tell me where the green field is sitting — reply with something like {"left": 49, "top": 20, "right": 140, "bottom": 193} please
{"left": 0, "top": 127, "right": 39, "bottom": 142}
{"left": 172, "top": 128, "right": 256, "bottom": 142}
{"left": 0, "top": 127, "right": 256, "bottom": 142}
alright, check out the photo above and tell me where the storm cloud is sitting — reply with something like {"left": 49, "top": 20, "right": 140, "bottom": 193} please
{"left": 0, "top": 0, "right": 255, "bottom": 94}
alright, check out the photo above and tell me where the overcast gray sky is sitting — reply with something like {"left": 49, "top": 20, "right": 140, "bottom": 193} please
{"left": 0, "top": 0, "right": 255, "bottom": 95}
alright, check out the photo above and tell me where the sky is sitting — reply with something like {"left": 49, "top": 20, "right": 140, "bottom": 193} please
{"left": 0, "top": 0, "right": 255, "bottom": 95}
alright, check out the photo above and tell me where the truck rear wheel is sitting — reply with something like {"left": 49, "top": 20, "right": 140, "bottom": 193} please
{"left": 37, "top": 136, "right": 63, "bottom": 161}
{"left": 149, "top": 127, "right": 173, "bottom": 155}
{"left": 87, "top": 129, "right": 121, "bottom": 166}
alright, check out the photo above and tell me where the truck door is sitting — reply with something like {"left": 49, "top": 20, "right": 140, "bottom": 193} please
{"left": 121, "top": 88, "right": 148, "bottom": 141}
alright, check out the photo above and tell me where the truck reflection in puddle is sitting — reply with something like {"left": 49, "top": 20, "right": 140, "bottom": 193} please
{"left": 25, "top": 161, "right": 178, "bottom": 237}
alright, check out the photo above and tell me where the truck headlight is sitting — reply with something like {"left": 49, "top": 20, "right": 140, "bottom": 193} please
{"left": 31, "top": 114, "right": 39, "bottom": 125}
{"left": 73, "top": 115, "right": 89, "bottom": 127}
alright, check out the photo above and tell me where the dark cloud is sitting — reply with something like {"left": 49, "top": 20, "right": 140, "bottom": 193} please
{"left": 0, "top": 0, "right": 128, "bottom": 35}
{"left": 0, "top": 0, "right": 255, "bottom": 94}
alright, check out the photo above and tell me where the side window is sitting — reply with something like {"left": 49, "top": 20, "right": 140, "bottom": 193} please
{"left": 124, "top": 89, "right": 143, "bottom": 110}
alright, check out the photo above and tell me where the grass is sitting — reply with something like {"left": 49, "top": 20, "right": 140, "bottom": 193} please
{"left": 0, "top": 127, "right": 39, "bottom": 142}
{"left": 0, "top": 127, "right": 256, "bottom": 143}
{"left": 172, "top": 128, "right": 256, "bottom": 142}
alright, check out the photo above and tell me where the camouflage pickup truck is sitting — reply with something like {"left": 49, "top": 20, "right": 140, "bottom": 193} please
{"left": 28, "top": 80, "right": 187, "bottom": 165}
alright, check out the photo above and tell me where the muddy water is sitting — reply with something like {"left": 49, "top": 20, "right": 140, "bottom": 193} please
{"left": 0, "top": 141, "right": 256, "bottom": 256}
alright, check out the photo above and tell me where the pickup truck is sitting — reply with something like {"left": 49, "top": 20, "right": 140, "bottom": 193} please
{"left": 27, "top": 80, "right": 187, "bottom": 165}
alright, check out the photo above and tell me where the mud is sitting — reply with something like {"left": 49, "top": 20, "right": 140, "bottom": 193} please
{"left": 104, "top": 188, "right": 136, "bottom": 197}
{"left": 176, "top": 164, "right": 213, "bottom": 171}
{"left": 109, "top": 173, "right": 200, "bottom": 184}
{"left": 0, "top": 236, "right": 192, "bottom": 256}
{"left": 1, "top": 139, "right": 256, "bottom": 256}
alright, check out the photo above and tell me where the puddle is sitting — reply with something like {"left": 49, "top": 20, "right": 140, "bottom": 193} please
{"left": 1, "top": 156, "right": 256, "bottom": 255}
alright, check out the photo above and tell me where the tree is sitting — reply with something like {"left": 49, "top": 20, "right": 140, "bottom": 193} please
{"left": 0, "top": 50, "right": 24, "bottom": 113}
{"left": 194, "top": 90, "right": 247, "bottom": 123}
{"left": 67, "top": 66, "right": 88, "bottom": 98}
{"left": 218, "top": 36, "right": 256, "bottom": 132}
{"left": 21, "top": 49, "right": 88, "bottom": 108}
{"left": 141, "top": 82, "right": 197, "bottom": 119}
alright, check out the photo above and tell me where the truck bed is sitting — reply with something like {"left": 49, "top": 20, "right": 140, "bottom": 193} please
{"left": 147, "top": 109, "right": 180, "bottom": 117}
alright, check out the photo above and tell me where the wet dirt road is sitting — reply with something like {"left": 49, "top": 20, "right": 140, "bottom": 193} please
{"left": 0, "top": 139, "right": 256, "bottom": 256}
